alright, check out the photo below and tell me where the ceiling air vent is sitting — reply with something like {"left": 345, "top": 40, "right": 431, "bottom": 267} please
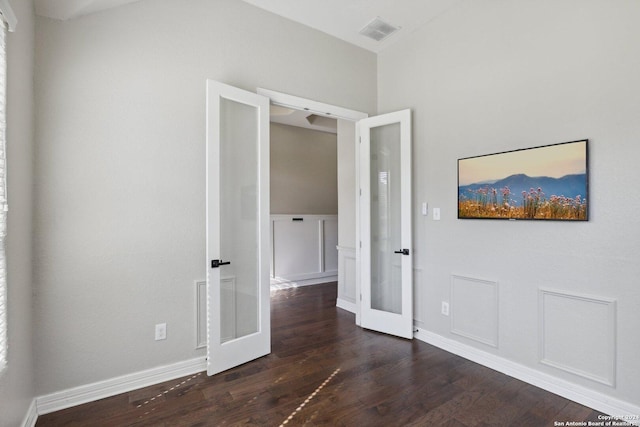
{"left": 359, "top": 17, "right": 400, "bottom": 42}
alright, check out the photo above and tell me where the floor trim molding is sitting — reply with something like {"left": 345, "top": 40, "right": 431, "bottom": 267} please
{"left": 270, "top": 275, "right": 337, "bottom": 290}
{"left": 36, "top": 356, "right": 207, "bottom": 416}
{"left": 336, "top": 298, "right": 356, "bottom": 313}
{"left": 415, "top": 328, "right": 640, "bottom": 426}
{"left": 21, "top": 398, "right": 38, "bottom": 427}
{"left": 29, "top": 331, "right": 639, "bottom": 425}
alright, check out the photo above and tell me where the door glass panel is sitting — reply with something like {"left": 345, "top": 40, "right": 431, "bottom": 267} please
{"left": 369, "top": 123, "right": 402, "bottom": 314}
{"left": 220, "top": 97, "right": 259, "bottom": 342}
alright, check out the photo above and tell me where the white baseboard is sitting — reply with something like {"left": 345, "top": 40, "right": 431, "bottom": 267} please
{"left": 21, "top": 398, "right": 38, "bottom": 427}
{"left": 27, "top": 331, "right": 639, "bottom": 425}
{"left": 414, "top": 328, "right": 640, "bottom": 426}
{"left": 36, "top": 357, "right": 207, "bottom": 416}
{"left": 336, "top": 298, "right": 356, "bottom": 313}
{"left": 270, "top": 275, "right": 338, "bottom": 289}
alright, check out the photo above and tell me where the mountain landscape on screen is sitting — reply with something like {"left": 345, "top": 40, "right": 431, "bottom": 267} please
{"left": 458, "top": 173, "right": 588, "bottom": 220}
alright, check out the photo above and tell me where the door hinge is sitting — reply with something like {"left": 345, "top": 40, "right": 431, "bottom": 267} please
{"left": 359, "top": 188, "right": 362, "bottom": 196}
{"left": 360, "top": 294, "right": 362, "bottom": 301}
{"left": 359, "top": 241, "right": 362, "bottom": 248}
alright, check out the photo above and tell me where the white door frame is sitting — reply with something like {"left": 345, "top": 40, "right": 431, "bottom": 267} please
{"left": 257, "top": 88, "right": 368, "bottom": 326}
{"left": 257, "top": 88, "right": 368, "bottom": 122}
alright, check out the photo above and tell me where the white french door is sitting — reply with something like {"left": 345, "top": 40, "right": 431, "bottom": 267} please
{"left": 206, "top": 80, "right": 271, "bottom": 375}
{"left": 359, "top": 109, "right": 413, "bottom": 339}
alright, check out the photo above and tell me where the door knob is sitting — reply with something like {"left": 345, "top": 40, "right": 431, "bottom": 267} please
{"left": 211, "top": 259, "right": 231, "bottom": 268}
{"left": 394, "top": 249, "right": 410, "bottom": 255}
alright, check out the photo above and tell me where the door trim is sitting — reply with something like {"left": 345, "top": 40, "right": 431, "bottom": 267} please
{"left": 258, "top": 88, "right": 368, "bottom": 326}
{"left": 257, "top": 88, "right": 368, "bottom": 122}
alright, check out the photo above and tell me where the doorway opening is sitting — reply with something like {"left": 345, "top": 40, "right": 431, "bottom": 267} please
{"left": 268, "top": 104, "right": 339, "bottom": 290}
{"left": 257, "top": 89, "right": 366, "bottom": 315}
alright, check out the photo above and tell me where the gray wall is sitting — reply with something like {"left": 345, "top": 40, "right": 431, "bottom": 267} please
{"left": 337, "top": 119, "right": 356, "bottom": 248}
{"left": 0, "top": 0, "right": 36, "bottom": 426}
{"left": 378, "top": 0, "right": 639, "bottom": 407}
{"left": 270, "top": 123, "right": 337, "bottom": 215}
{"left": 33, "top": 0, "right": 376, "bottom": 394}
{"left": 31, "top": 0, "right": 639, "bottom": 413}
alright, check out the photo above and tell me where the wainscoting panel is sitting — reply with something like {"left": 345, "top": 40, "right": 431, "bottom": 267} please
{"left": 196, "top": 276, "right": 237, "bottom": 347}
{"left": 195, "top": 280, "right": 206, "bottom": 349}
{"left": 337, "top": 246, "right": 356, "bottom": 312}
{"left": 271, "top": 215, "right": 338, "bottom": 284}
{"left": 450, "top": 275, "right": 499, "bottom": 348}
{"left": 415, "top": 328, "right": 640, "bottom": 426}
{"left": 272, "top": 217, "right": 320, "bottom": 278}
{"left": 539, "top": 288, "right": 616, "bottom": 386}
{"left": 323, "top": 220, "right": 339, "bottom": 273}
{"left": 413, "top": 267, "right": 424, "bottom": 328}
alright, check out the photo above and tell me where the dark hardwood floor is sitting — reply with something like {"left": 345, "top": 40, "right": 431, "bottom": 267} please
{"left": 37, "top": 282, "right": 605, "bottom": 426}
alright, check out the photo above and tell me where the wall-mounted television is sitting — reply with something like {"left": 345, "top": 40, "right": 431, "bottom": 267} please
{"left": 458, "top": 139, "right": 588, "bottom": 221}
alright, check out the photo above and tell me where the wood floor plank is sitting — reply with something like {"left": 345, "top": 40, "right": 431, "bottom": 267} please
{"left": 36, "top": 282, "right": 605, "bottom": 426}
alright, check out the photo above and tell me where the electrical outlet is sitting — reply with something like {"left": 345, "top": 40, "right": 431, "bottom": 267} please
{"left": 441, "top": 302, "right": 450, "bottom": 316}
{"left": 433, "top": 208, "right": 441, "bottom": 220}
{"left": 155, "top": 323, "right": 167, "bottom": 341}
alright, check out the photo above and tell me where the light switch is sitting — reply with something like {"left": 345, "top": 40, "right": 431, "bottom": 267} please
{"left": 433, "top": 208, "right": 441, "bottom": 220}
{"left": 421, "top": 202, "right": 428, "bottom": 216}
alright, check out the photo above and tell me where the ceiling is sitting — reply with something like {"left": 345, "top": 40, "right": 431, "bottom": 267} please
{"left": 34, "top": 0, "right": 142, "bottom": 21}
{"left": 270, "top": 105, "right": 337, "bottom": 134}
{"left": 241, "top": 0, "right": 461, "bottom": 53}
{"left": 35, "top": 0, "right": 462, "bottom": 53}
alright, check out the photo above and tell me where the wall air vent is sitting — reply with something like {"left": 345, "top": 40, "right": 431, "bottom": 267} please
{"left": 358, "top": 17, "right": 400, "bottom": 42}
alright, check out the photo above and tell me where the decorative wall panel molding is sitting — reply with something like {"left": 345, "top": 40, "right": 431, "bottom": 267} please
{"left": 415, "top": 328, "right": 639, "bottom": 426}
{"left": 450, "top": 275, "right": 499, "bottom": 347}
{"left": 337, "top": 246, "right": 356, "bottom": 313}
{"left": 413, "top": 267, "right": 424, "bottom": 328}
{"left": 324, "top": 220, "right": 339, "bottom": 273}
{"left": 197, "top": 277, "right": 236, "bottom": 347}
{"left": 195, "top": 280, "right": 206, "bottom": 349}
{"left": 539, "top": 288, "right": 616, "bottom": 386}
{"left": 270, "top": 215, "right": 338, "bottom": 283}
